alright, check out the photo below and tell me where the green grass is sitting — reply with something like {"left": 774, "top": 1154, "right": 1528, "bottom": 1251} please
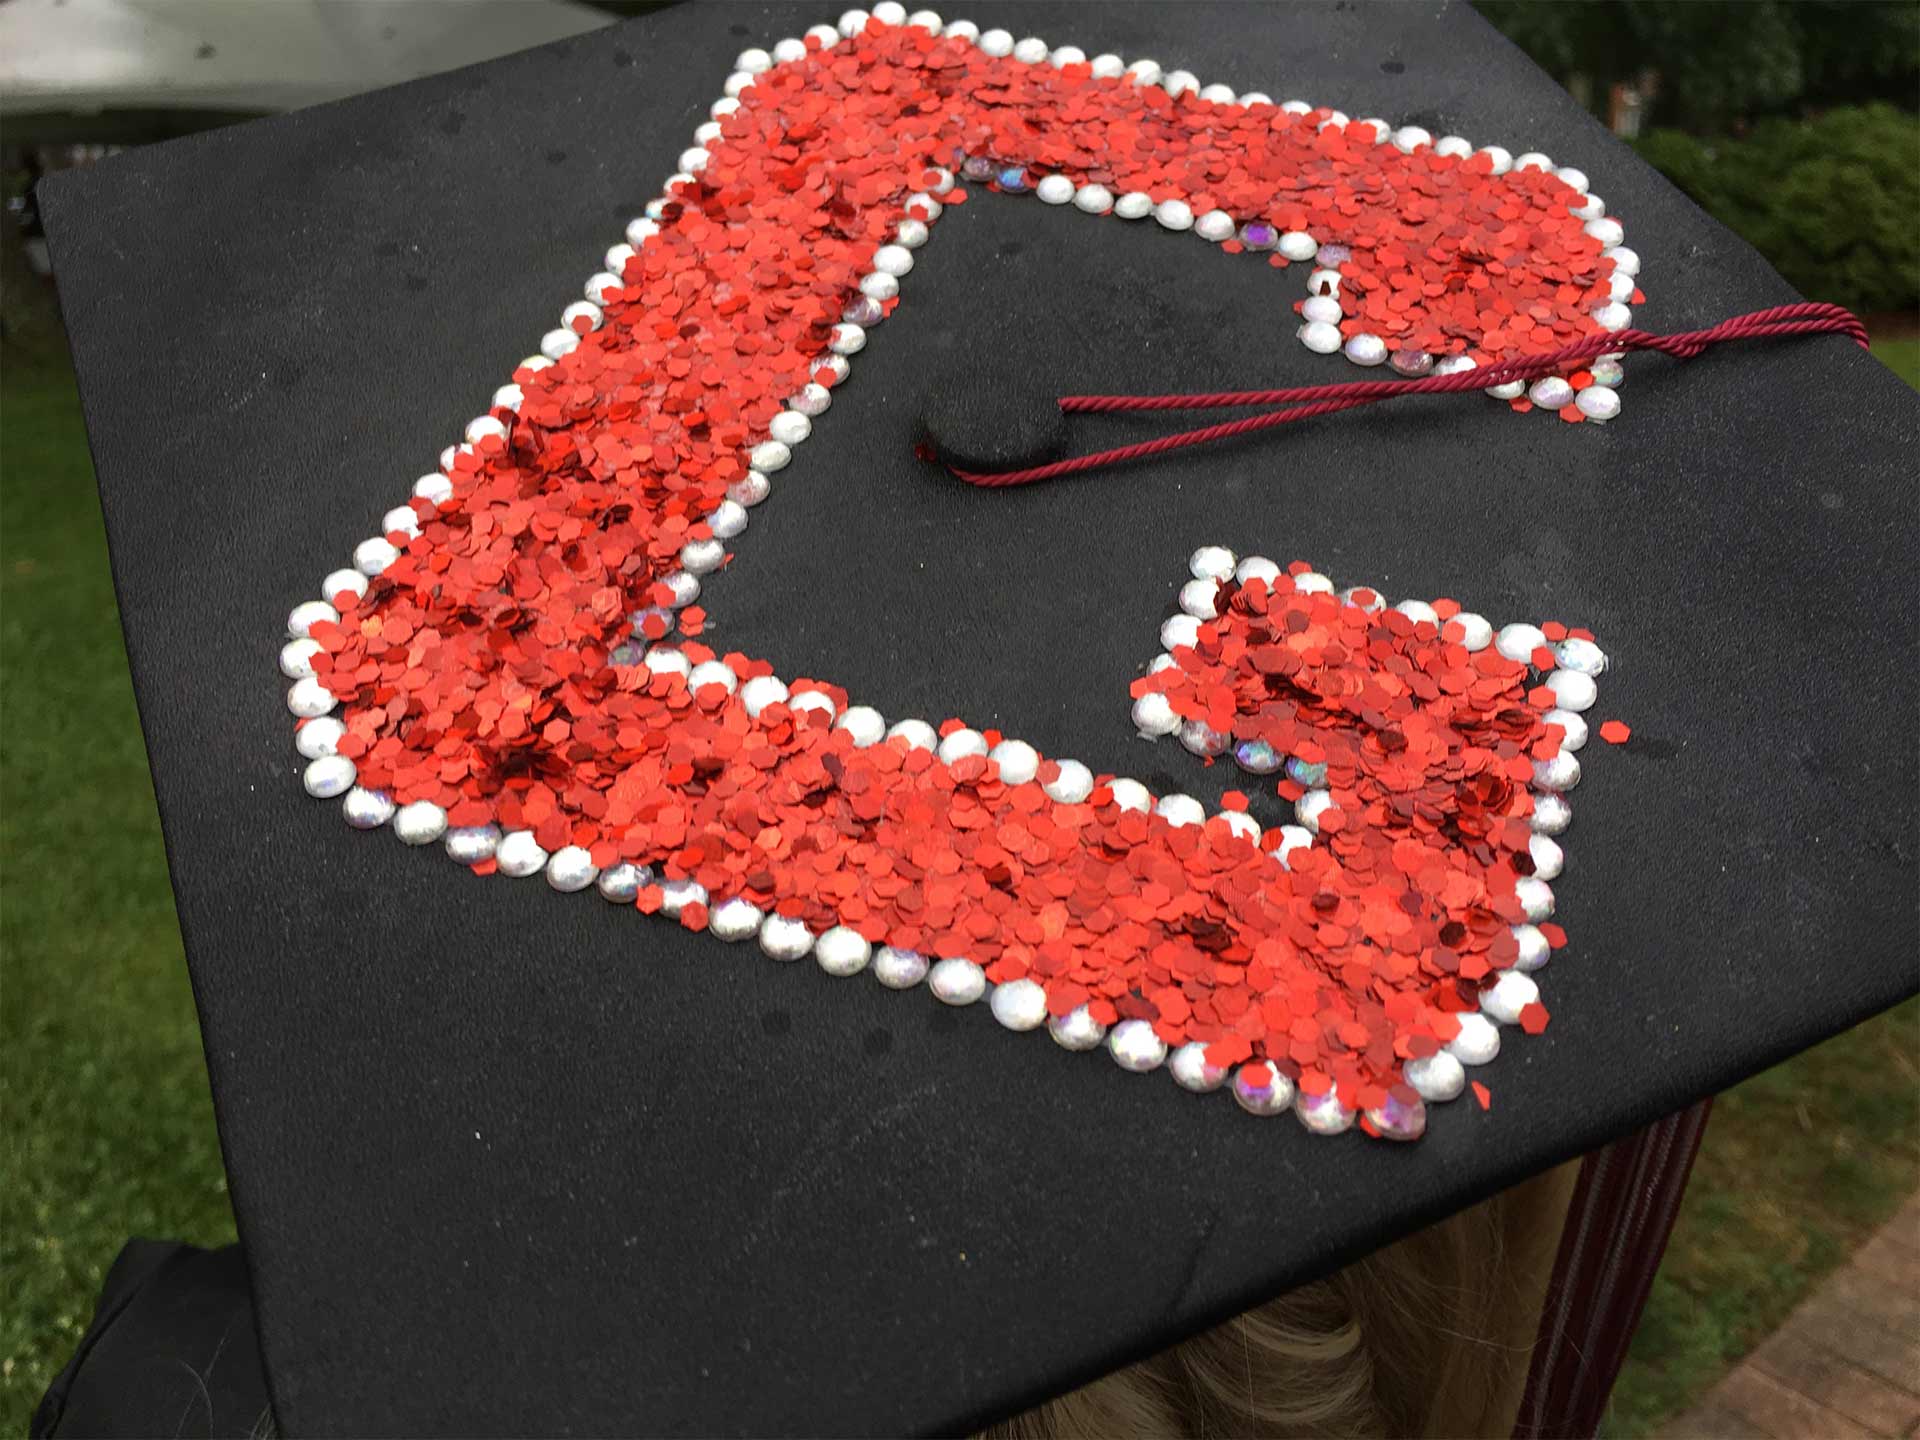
{"left": 0, "top": 340, "right": 1914, "bottom": 1437}
{"left": 1, "top": 353, "right": 237, "bottom": 1430}
{"left": 1871, "top": 335, "right": 1920, "bottom": 389}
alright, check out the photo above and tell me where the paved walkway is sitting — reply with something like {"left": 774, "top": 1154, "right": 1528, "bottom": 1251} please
{"left": 1662, "top": 1192, "right": 1920, "bottom": 1438}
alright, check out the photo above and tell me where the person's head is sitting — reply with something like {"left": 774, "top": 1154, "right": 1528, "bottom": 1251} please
{"left": 982, "top": 1162, "right": 1578, "bottom": 1439}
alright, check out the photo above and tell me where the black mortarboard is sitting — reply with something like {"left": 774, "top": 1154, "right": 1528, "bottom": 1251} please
{"left": 39, "top": 1, "right": 1917, "bottom": 1434}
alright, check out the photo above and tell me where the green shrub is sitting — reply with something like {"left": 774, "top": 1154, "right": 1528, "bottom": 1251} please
{"left": 1634, "top": 104, "right": 1920, "bottom": 314}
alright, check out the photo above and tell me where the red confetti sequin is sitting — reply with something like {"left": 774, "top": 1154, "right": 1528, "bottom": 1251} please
{"left": 1598, "top": 719, "right": 1631, "bottom": 744}
{"left": 299, "top": 21, "right": 1621, "bottom": 1135}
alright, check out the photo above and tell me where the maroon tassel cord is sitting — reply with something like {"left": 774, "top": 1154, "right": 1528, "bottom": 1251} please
{"left": 944, "top": 302, "right": 1868, "bottom": 487}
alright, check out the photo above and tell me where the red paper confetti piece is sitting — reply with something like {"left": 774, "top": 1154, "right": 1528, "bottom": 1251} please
{"left": 1472, "top": 1082, "right": 1492, "bottom": 1110}
{"left": 1598, "top": 719, "right": 1632, "bottom": 744}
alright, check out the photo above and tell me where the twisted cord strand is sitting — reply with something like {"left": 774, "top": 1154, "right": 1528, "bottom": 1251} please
{"left": 948, "top": 304, "right": 1867, "bottom": 487}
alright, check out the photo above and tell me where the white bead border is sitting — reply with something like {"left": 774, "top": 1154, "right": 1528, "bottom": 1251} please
{"left": 1139, "top": 547, "right": 1607, "bottom": 1123}
{"left": 278, "top": 6, "right": 1629, "bottom": 1137}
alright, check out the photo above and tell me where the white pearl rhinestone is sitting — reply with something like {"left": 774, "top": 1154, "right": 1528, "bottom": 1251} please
{"left": 1576, "top": 386, "right": 1622, "bottom": 421}
{"left": 870, "top": 244, "right": 914, "bottom": 278}
{"left": 1605, "top": 244, "right": 1640, "bottom": 276}
{"left": 1395, "top": 598, "right": 1439, "bottom": 627}
{"left": 1194, "top": 209, "right": 1236, "bottom": 242}
{"left": 393, "top": 801, "right": 448, "bottom": 846}
{"left": 1486, "top": 379, "right": 1527, "bottom": 400}
{"left": 1528, "top": 376, "right": 1575, "bottom": 410}
{"left": 353, "top": 536, "right": 399, "bottom": 576}
{"left": 989, "top": 739, "right": 1039, "bottom": 785}
{"left": 1128, "top": 695, "right": 1175, "bottom": 737}
{"left": 687, "top": 659, "right": 738, "bottom": 695}
{"left": 1108, "top": 1018, "right": 1166, "bottom": 1073}
{"left": 759, "top": 914, "right": 814, "bottom": 962}
{"left": 539, "top": 328, "right": 579, "bottom": 361}
{"left": 644, "top": 647, "right": 691, "bottom": 681}
{"left": 1571, "top": 193, "right": 1605, "bottom": 221}
{"left": 874, "top": 945, "right": 930, "bottom": 988}
{"left": 772, "top": 37, "right": 807, "bottom": 64}
{"left": 835, "top": 705, "right": 887, "bottom": 748}
{"left": 929, "top": 956, "right": 986, "bottom": 1004}
{"left": 1189, "top": 544, "right": 1235, "bottom": 580}
{"left": 465, "top": 414, "right": 508, "bottom": 447}
{"left": 936, "top": 728, "right": 989, "bottom": 765}
{"left": 1035, "top": 174, "right": 1075, "bottom": 205}
{"left": 561, "top": 300, "right": 603, "bottom": 335}
{"left": 1179, "top": 577, "right": 1221, "bottom": 618}
{"left": 1178, "top": 718, "right": 1228, "bottom": 758}
{"left": 484, "top": 829, "right": 542, "bottom": 877}
{"left": 1160, "top": 613, "right": 1201, "bottom": 650}
{"left": 1514, "top": 876, "right": 1556, "bottom": 922}
{"left": 1126, "top": 57, "right": 1162, "bottom": 84}
{"left": 1530, "top": 832, "right": 1566, "bottom": 883}
{"left": 280, "top": 638, "right": 322, "bottom": 679}
{"left": 814, "top": 925, "right": 872, "bottom": 977}
{"left": 1295, "top": 788, "right": 1335, "bottom": 832}
{"left": 1106, "top": 778, "right": 1152, "bottom": 813}
{"left": 1555, "top": 637, "right": 1608, "bottom": 675}
{"left": 1546, "top": 669, "right": 1597, "bottom": 712}
{"left": 1513, "top": 922, "right": 1552, "bottom": 972}
{"left": 1238, "top": 91, "right": 1273, "bottom": 108}
{"left": 341, "top": 786, "right": 394, "bottom": 829}
{"left": 1448, "top": 1012, "right": 1502, "bottom": 1065}
{"left": 1169, "top": 1042, "right": 1228, "bottom": 1092}
{"left": 1012, "top": 35, "right": 1048, "bottom": 64}
{"left": 747, "top": 441, "right": 790, "bottom": 476}
{"left": 323, "top": 568, "right": 368, "bottom": 603}
{"left": 1152, "top": 198, "right": 1193, "bottom": 231}
{"left": 1043, "top": 758, "right": 1093, "bottom": 804}
{"left": 1049, "top": 1004, "right": 1107, "bottom": 1051}
{"left": 1294, "top": 571, "right": 1334, "bottom": 594}
{"left": 1359, "top": 118, "right": 1392, "bottom": 143}
{"left": 990, "top": 978, "right": 1049, "bottom": 1031}
{"left": 1483, "top": 970, "right": 1541, "bottom": 1025}
{"left": 657, "top": 877, "right": 707, "bottom": 917}
{"left": 870, "top": 1, "right": 906, "bottom": 23}
{"left": 1545, "top": 708, "right": 1589, "bottom": 751}
{"left": 1532, "top": 792, "right": 1573, "bottom": 835}
{"left": 1278, "top": 230, "right": 1317, "bottom": 261}
{"left": 1393, "top": 125, "right": 1432, "bottom": 152}
{"left": 680, "top": 538, "right": 725, "bottom": 575}
{"left": 1301, "top": 295, "right": 1343, "bottom": 325}
{"left": 1533, "top": 750, "right": 1582, "bottom": 793}
{"left": 1233, "top": 1063, "right": 1296, "bottom": 1116}
{"left": 586, "top": 271, "right": 623, "bottom": 304}
{"left": 1433, "top": 354, "right": 1478, "bottom": 377}
{"left": 728, "top": 471, "right": 771, "bottom": 507}
{"left": 977, "top": 26, "right": 1013, "bottom": 55}
{"left": 1450, "top": 612, "right": 1493, "bottom": 651}
{"left": 1591, "top": 302, "right": 1632, "bottom": 333}
{"left": 789, "top": 690, "right": 837, "bottom": 722}
{"left": 894, "top": 217, "right": 929, "bottom": 249}
{"left": 1088, "top": 52, "right": 1124, "bottom": 78}
{"left": 545, "top": 846, "right": 597, "bottom": 893}
{"left": 859, "top": 270, "right": 898, "bottom": 302}
{"left": 1298, "top": 320, "right": 1343, "bottom": 354}
{"left": 443, "top": 824, "right": 501, "bottom": 866}
{"left": 1477, "top": 144, "right": 1513, "bottom": 174}
{"left": 1405, "top": 1050, "right": 1466, "bottom": 1102}
{"left": 1113, "top": 191, "right": 1153, "bottom": 220}
{"left": 1583, "top": 216, "right": 1625, "bottom": 248}
{"left": 1514, "top": 151, "right": 1553, "bottom": 172}
{"left": 828, "top": 324, "right": 866, "bottom": 355}
{"left": 1343, "top": 333, "right": 1388, "bottom": 366}
{"left": 707, "top": 897, "right": 764, "bottom": 942}
{"left": 1274, "top": 825, "right": 1313, "bottom": 869}
{"left": 294, "top": 717, "right": 344, "bottom": 760}
{"left": 1198, "top": 83, "right": 1236, "bottom": 105}
{"left": 886, "top": 718, "right": 937, "bottom": 752}
{"left": 1434, "top": 135, "right": 1474, "bottom": 158}
{"left": 489, "top": 384, "right": 523, "bottom": 414}
{"left": 596, "top": 861, "right": 648, "bottom": 902}
{"left": 604, "top": 242, "right": 636, "bottom": 276}
{"left": 413, "top": 472, "right": 454, "bottom": 505}
{"left": 1236, "top": 555, "right": 1281, "bottom": 586}
{"left": 1295, "top": 1084, "right": 1356, "bottom": 1135}
{"left": 942, "top": 18, "right": 977, "bottom": 40}
{"left": 906, "top": 10, "right": 941, "bottom": 32}
{"left": 1496, "top": 622, "right": 1548, "bottom": 662}
{"left": 287, "top": 676, "right": 336, "bottom": 719}
{"left": 1163, "top": 69, "right": 1199, "bottom": 97}
{"left": 1072, "top": 184, "right": 1113, "bottom": 214}
{"left": 736, "top": 675, "right": 787, "bottom": 719}
{"left": 303, "top": 754, "right": 355, "bottom": 799}
{"left": 1154, "top": 793, "right": 1206, "bottom": 828}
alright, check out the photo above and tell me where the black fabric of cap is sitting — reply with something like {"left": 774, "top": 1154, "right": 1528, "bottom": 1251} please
{"left": 40, "top": 1, "right": 1918, "bottom": 1434}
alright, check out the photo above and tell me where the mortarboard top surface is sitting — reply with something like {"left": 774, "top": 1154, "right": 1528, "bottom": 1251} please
{"left": 39, "top": 1, "right": 1918, "bottom": 1434}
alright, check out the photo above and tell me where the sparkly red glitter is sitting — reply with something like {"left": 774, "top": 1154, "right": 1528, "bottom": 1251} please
{"left": 300, "top": 20, "right": 1624, "bottom": 1131}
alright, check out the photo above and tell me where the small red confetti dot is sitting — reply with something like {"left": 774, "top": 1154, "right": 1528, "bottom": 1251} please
{"left": 1599, "top": 719, "right": 1632, "bottom": 744}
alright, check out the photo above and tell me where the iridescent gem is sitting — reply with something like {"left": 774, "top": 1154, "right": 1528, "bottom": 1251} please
{"left": 1232, "top": 1063, "right": 1296, "bottom": 1116}
{"left": 1366, "top": 1088, "right": 1428, "bottom": 1141}
{"left": 1295, "top": 1083, "right": 1356, "bottom": 1135}
{"left": 842, "top": 294, "right": 885, "bottom": 326}
{"left": 1238, "top": 220, "right": 1278, "bottom": 250}
{"left": 996, "top": 165, "right": 1030, "bottom": 192}
{"left": 960, "top": 154, "right": 996, "bottom": 181}
{"left": 1048, "top": 1004, "right": 1107, "bottom": 1051}
{"left": 1168, "top": 1042, "right": 1228, "bottom": 1092}
{"left": 1390, "top": 348, "right": 1434, "bottom": 377}
{"left": 1234, "top": 738, "right": 1282, "bottom": 774}
{"left": 1315, "top": 242, "right": 1352, "bottom": 266}
{"left": 1285, "top": 756, "right": 1328, "bottom": 787}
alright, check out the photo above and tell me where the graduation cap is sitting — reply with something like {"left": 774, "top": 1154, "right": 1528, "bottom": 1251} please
{"left": 37, "top": 1, "right": 1917, "bottom": 1434}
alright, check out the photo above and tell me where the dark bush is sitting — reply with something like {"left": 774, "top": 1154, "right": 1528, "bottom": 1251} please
{"left": 1634, "top": 104, "right": 1920, "bottom": 314}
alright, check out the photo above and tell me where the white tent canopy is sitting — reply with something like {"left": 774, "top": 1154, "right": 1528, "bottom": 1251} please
{"left": 0, "top": 0, "right": 614, "bottom": 116}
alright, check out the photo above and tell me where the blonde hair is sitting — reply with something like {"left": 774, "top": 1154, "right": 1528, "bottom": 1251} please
{"left": 981, "top": 1161, "right": 1580, "bottom": 1440}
